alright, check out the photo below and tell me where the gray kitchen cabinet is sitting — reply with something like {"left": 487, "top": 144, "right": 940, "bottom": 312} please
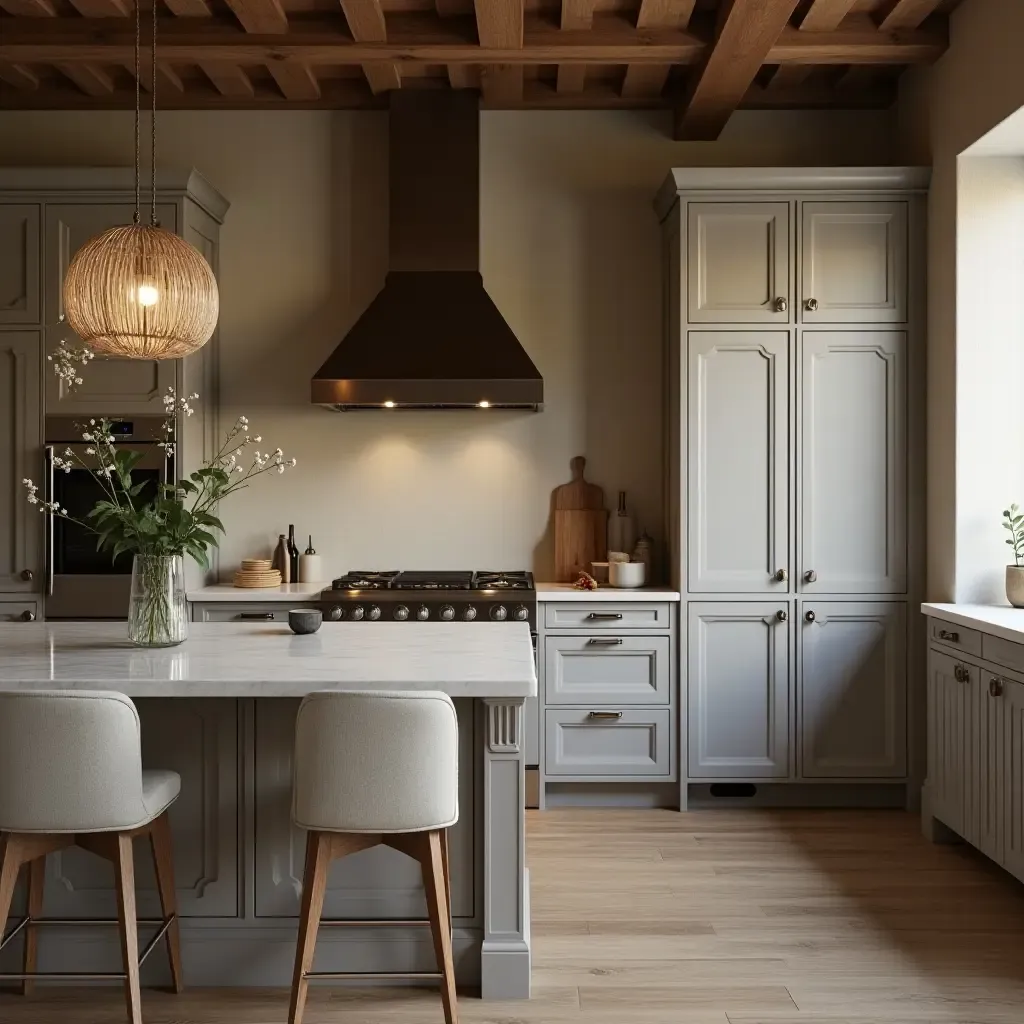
{"left": 44, "top": 203, "right": 179, "bottom": 416}
{"left": 972, "top": 669, "right": 1005, "bottom": 863}
{"left": 0, "top": 330, "right": 42, "bottom": 593}
{"left": 925, "top": 648, "right": 969, "bottom": 837}
{"left": 252, "top": 699, "right": 475, "bottom": 919}
{"left": 545, "top": 708, "right": 672, "bottom": 777}
{"left": 800, "top": 331, "right": 907, "bottom": 594}
{"left": 194, "top": 603, "right": 301, "bottom": 623}
{"left": 800, "top": 602, "right": 907, "bottom": 779}
{"left": 1005, "top": 679, "right": 1024, "bottom": 881}
{"left": 688, "top": 602, "right": 790, "bottom": 779}
{"left": 0, "top": 204, "right": 41, "bottom": 324}
{"left": 800, "top": 201, "right": 907, "bottom": 323}
{"left": 687, "top": 202, "right": 790, "bottom": 323}
{"left": 688, "top": 331, "right": 789, "bottom": 594}
{"left": 544, "top": 634, "right": 670, "bottom": 705}
{"left": 43, "top": 699, "right": 239, "bottom": 918}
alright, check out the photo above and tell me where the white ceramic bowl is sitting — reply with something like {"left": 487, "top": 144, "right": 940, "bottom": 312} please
{"left": 609, "top": 560, "right": 645, "bottom": 589}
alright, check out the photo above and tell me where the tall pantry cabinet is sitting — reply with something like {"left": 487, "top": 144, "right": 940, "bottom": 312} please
{"left": 656, "top": 168, "right": 928, "bottom": 809}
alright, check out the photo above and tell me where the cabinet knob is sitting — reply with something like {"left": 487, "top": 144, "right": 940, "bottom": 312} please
{"left": 805, "top": 610, "right": 816, "bottom": 623}
{"left": 989, "top": 677, "right": 1004, "bottom": 697}
{"left": 774, "top": 296, "right": 788, "bottom": 313}
{"left": 773, "top": 568, "right": 788, "bottom": 583}
{"left": 805, "top": 298, "right": 819, "bottom": 312}
{"left": 954, "top": 663, "right": 969, "bottom": 683}
{"left": 804, "top": 569, "right": 817, "bottom": 584}
{"left": 20, "top": 609, "right": 35, "bottom": 622}
{"left": 20, "top": 569, "right": 33, "bottom": 582}
{"left": 776, "top": 609, "right": 788, "bottom": 622}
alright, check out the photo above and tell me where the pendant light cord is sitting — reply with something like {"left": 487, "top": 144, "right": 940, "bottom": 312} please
{"left": 151, "top": 0, "right": 158, "bottom": 227}
{"left": 133, "top": 0, "right": 140, "bottom": 225}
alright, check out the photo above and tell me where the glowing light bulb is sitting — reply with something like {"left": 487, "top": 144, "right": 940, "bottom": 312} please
{"left": 383, "top": 400, "right": 396, "bottom": 408}
{"left": 137, "top": 284, "right": 159, "bottom": 307}
{"left": 478, "top": 400, "right": 491, "bottom": 408}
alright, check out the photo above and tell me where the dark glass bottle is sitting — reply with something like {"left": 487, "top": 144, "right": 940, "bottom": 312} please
{"left": 287, "top": 525, "right": 300, "bottom": 583}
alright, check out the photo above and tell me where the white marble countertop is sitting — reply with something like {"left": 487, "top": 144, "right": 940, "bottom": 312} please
{"left": 923, "top": 603, "right": 1024, "bottom": 645}
{"left": 536, "top": 583, "right": 681, "bottom": 601}
{"left": 0, "top": 622, "right": 537, "bottom": 698}
{"left": 187, "top": 582, "right": 326, "bottom": 602}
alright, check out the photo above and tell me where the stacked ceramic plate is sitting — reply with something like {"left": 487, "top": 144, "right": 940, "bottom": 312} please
{"left": 233, "top": 558, "right": 283, "bottom": 589}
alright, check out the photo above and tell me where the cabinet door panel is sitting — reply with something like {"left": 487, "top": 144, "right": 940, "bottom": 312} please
{"left": 801, "top": 202, "right": 907, "bottom": 323}
{"left": 0, "top": 204, "right": 41, "bottom": 323}
{"left": 687, "top": 202, "right": 790, "bottom": 323}
{"left": 926, "top": 649, "right": 967, "bottom": 837}
{"left": 972, "top": 672, "right": 1005, "bottom": 864}
{"left": 1005, "top": 681, "right": 1024, "bottom": 882}
{"left": 800, "top": 602, "right": 906, "bottom": 779}
{"left": 0, "top": 331, "right": 42, "bottom": 593}
{"left": 253, "top": 699, "right": 475, "bottom": 920}
{"left": 801, "top": 332, "right": 906, "bottom": 593}
{"left": 689, "top": 332, "right": 789, "bottom": 593}
{"left": 45, "top": 204, "right": 178, "bottom": 415}
{"left": 545, "top": 709, "right": 671, "bottom": 777}
{"left": 43, "top": 699, "right": 239, "bottom": 918}
{"left": 688, "top": 602, "right": 790, "bottom": 778}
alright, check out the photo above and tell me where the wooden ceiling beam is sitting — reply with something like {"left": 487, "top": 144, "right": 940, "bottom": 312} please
{"left": 0, "top": 17, "right": 947, "bottom": 66}
{"left": 556, "top": 0, "right": 595, "bottom": 95}
{"left": 199, "top": 60, "right": 254, "bottom": 96}
{"left": 162, "top": 0, "right": 213, "bottom": 14}
{"left": 621, "top": 0, "right": 696, "bottom": 100}
{"left": 223, "top": 0, "right": 288, "bottom": 34}
{"left": 766, "top": 64, "right": 811, "bottom": 89}
{"left": 674, "top": 0, "right": 802, "bottom": 141}
{"left": 340, "top": 0, "right": 401, "bottom": 94}
{"left": 125, "top": 56, "right": 186, "bottom": 94}
{"left": 482, "top": 63, "right": 523, "bottom": 103}
{"left": 798, "top": 0, "right": 857, "bottom": 31}
{"left": 876, "top": 0, "right": 942, "bottom": 30}
{"left": 0, "top": 62, "right": 40, "bottom": 89}
{"left": 268, "top": 60, "right": 321, "bottom": 99}
{"left": 57, "top": 61, "right": 115, "bottom": 95}
{"left": 66, "top": 0, "right": 128, "bottom": 15}
{"left": 0, "top": 0, "right": 55, "bottom": 15}
{"left": 475, "top": 0, "right": 523, "bottom": 103}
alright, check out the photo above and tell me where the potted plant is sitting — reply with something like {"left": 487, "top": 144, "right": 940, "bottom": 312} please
{"left": 24, "top": 342, "right": 296, "bottom": 647}
{"left": 1003, "top": 504, "right": 1024, "bottom": 607}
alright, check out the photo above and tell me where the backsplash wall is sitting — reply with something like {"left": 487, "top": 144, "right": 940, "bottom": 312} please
{"left": 0, "top": 107, "right": 895, "bottom": 579}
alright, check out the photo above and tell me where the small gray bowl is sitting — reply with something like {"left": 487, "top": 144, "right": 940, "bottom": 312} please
{"left": 288, "top": 608, "right": 322, "bottom": 635}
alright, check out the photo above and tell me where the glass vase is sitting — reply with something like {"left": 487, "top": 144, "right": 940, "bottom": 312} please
{"left": 128, "top": 554, "right": 187, "bottom": 647}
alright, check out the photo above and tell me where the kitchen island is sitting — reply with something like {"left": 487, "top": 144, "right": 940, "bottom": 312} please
{"left": 0, "top": 622, "right": 536, "bottom": 998}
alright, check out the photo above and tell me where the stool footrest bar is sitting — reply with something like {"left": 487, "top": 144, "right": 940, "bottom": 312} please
{"left": 318, "top": 918, "right": 431, "bottom": 928}
{"left": 306, "top": 971, "right": 444, "bottom": 980}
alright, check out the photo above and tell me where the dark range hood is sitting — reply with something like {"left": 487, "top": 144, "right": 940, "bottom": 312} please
{"left": 312, "top": 92, "right": 543, "bottom": 411}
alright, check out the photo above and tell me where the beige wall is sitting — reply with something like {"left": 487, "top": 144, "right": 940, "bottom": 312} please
{"left": 0, "top": 106, "right": 895, "bottom": 579}
{"left": 897, "top": 0, "right": 1024, "bottom": 601}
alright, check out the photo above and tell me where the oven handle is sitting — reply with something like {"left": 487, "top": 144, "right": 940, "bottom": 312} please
{"left": 44, "top": 445, "right": 55, "bottom": 597}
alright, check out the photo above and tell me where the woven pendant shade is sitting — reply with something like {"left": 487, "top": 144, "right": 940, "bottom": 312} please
{"left": 63, "top": 223, "right": 219, "bottom": 360}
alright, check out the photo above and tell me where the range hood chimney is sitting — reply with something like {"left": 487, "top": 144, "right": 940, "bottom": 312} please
{"left": 311, "top": 92, "right": 543, "bottom": 411}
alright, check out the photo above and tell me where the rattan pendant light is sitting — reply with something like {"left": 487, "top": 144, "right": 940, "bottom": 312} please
{"left": 62, "top": 0, "right": 218, "bottom": 360}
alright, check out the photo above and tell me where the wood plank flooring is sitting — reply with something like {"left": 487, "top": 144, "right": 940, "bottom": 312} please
{"left": 3, "top": 808, "right": 1024, "bottom": 1023}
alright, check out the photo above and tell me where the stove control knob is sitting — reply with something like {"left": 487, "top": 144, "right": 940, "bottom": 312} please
{"left": 350, "top": 606, "right": 364, "bottom": 621}
{"left": 491, "top": 605, "right": 508, "bottom": 621}
{"left": 513, "top": 605, "right": 529, "bottom": 621}
{"left": 328, "top": 606, "right": 343, "bottom": 621}
{"left": 463, "top": 605, "right": 477, "bottom": 621}
{"left": 368, "top": 605, "right": 381, "bottom": 621}
{"left": 417, "top": 605, "right": 430, "bottom": 621}
{"left": 394, "top": 605, "right": 409, "bottom": 621}
{"left": 440, "top": 605, "right": 455, "bottom": 621}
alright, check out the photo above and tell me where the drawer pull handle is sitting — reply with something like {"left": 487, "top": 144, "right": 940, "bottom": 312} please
{"left": 937, "top": 629, "right": 960, "bottom": 643}
{"left": 587, "top": 612, "right": 623, "bottom": 620}
{"left": 990, "top": 677, "right": 1004, "bottom": 698}
{"left": 240, "top": 612, "right": 275, "bottom": 621}
{"left": 587, "top": 638, "right": 623, "bottom": 646}
{"left": 587, "top": 711, "right": 623, "bottom": 721}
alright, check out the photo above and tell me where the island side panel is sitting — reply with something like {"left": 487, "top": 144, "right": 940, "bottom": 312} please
{"left": 481, "top": 698, "right": 531, "bottom": 999}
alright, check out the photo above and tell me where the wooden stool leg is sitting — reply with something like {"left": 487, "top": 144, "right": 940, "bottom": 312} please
{"left": 422, "top": 830, "right": 458, "bottom": 1024}
{"left": 440, "top": 829, "right": 452, "bottom": 936}
{"left": 289, "top": 831, "right": 332, "bottom": 1024}
{"left": 149, "top": 811, "right": 184, "bottom": 993}
{"left": 20, "top": 855, "right": 45, "bottom": 996}
{"left": 0, "top": 834, "right": 25, "bottom": 992}
{"left": 113, "top": 833, "right": 143, "bottom": 1024}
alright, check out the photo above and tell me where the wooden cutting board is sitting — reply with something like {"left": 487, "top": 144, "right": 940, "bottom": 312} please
{"left": 553, "top": 456, "right": 608, "bottom": 582}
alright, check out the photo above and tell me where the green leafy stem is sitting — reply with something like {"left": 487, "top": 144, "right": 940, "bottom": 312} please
{"left": 1003, "top": 503, "right": 1024, "bottom": 568}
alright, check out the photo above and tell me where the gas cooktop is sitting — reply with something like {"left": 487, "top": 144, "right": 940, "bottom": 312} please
{"left": 330, "top": 570, "right": 534, "bottom": 592}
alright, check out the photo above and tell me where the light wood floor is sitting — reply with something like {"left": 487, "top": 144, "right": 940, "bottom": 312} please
{"left": 3, "top": 808, "right": 1024, "bottom": 1023}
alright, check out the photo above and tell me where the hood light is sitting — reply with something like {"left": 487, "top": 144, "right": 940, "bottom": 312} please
{"left": 478, "top": 400, "right": 490, "bottom": 408}
{"left": 383, "top": 400, "right": 396, "bottom": 408}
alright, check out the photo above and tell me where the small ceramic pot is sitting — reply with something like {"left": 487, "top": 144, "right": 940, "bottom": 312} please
{"left": 1006, "top": 566, "right": 1024, "bottom": 608}
{"left": 609, "top": 561, "right": 645, "bottom": 589}
{"left": 289, "top": 608, "right": 322, "bottom": 635}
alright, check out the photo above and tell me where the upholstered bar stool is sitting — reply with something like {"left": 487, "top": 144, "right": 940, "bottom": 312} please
{"left": 289, "top": 690, "right": 459, "bottom": 1024}
{"left": 0, "top": 691, "right": 183, "bottom": 1024}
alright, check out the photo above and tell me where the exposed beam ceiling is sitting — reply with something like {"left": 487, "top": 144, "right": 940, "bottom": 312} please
{"left": 66, "top": 0, "right": 128, "bottom": 16}
{"left": 340, "top": 0, "right": 401, "bottom": 93}
{"left": 876, "top": 0, "right": 943, "bottom": 30}
{"left": 57, "top": 61, "right": 115, "bottom": 95}
{"left": 799, "top": 0, "right": 858, "bottom": 31}
{"left": 0, "top": 62, "right": 40, "bottom": 89}
{"left": 199, "top": 61, "right": 255, "bottom": 97}
{"left": 0, "top": 0, "right": 56, "bottom": 14}
{"left": 622, "top": 0, "right": 696, "bottom": 100}
{"left": 675, "top": 0, "right": 803, "bottom": 140}
{"left": 556, "top": 0, "right": 594, "bottom": 95}
{"left": 476, "top": 0, "right": 524, "bottom": 102}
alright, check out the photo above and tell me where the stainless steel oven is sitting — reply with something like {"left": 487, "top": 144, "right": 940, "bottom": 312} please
{"left": 44, "top": 416, "right": 172, "bottom": 620}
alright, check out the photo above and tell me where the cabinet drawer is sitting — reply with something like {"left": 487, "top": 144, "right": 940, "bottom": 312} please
{"left": 982, "top": 634, "right": 1024, "bottom": 676}
{"left": 0, "top": 600, "right": 39, "bottom": 622}
{"left": 545, "top": 709, "right": 672, "bottom": 777}
{"left": 928, "top": 617, "right": 982, "bottom": 657}
{"left": 543, "top": 602, "right": 671, "bottom": 630}
{"left": 196, "top": 604, "right": 298, "bottom": 623}
{"left": 545, "top": 635, "right": 670, "bottom": 705}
